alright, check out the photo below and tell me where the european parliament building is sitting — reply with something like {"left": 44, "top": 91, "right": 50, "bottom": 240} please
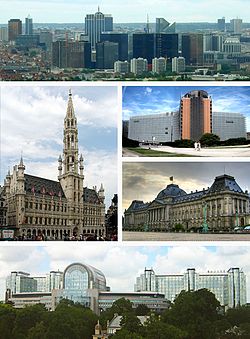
{"left": 5, "top": 262, "right": 246, "bottom": 313}
{"left": 124, "top": 174, "right": 250, "bottom": 232}
{"left": 135, "top": 267, "right": 247, "bottom": 309}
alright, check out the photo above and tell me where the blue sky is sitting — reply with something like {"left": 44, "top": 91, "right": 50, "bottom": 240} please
{"left": 123, "top": 86, "right": 250, "bottom": 131}
{"left": 0, "top": 85, "right": 117, "bottom": 207}
{"left": 0, "top": 0, "right": 249, "bottom": 23}
{"left": 0, "top": 245, "right": 250, "bottom": 302}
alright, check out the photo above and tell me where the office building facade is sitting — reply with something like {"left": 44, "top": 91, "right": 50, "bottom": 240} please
{"left": 25, "top": 15, "right": 33, "bottom": 35}
{"left": 182, "top": 33, "right": 204, "bottom": 65}
{"left": 212, "top": 112, "right": 246, "bottom": 141}
{"left": 85, "top": 8, "right": 113, "bottom": 50}
{"left": 100, "top": 33, "right": 128, "bottom": 61}
{"left": 128, "top": 112, "right": 180, "bottom": 143}
{"left": 135, "top": 267, "right": 247, "bottom": 308}
{"left": 52, "top": 40, "right": 91, "bottom": 69}
{"left": 96, "top": 41, "right": 119, "bottom": 69}
{"left": 124, "top": 174, "right": 250, "bottom": 232}
{"left": 8, "top": 19, "right": 22, "bottom": 42}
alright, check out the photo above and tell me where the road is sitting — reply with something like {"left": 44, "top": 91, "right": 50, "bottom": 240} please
{"left": 123, "top": 231, "right": 250, "bottom": 241}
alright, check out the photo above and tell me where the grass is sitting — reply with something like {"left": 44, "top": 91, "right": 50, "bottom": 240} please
{"left": 127, "top": 147, "right": 199, "bottom": 157}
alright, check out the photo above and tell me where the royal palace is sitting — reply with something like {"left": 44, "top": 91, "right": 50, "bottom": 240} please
{"left": 1, "top": 90, "right": 106, "bottom": 239}
{"left": 124, "top": 174, "right": 250, "bottom": 232}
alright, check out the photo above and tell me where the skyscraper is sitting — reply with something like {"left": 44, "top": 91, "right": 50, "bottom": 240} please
{"left": 180, "top": 90, "right": 212, "bottom": 140}
{"left": 52, "top": 40, "right": 91, "bottom": 69}
{"left": 96, "top": 41, "right": 119, "bottom": 69}
{"left": 85, "top": 7, "right": 113, "bottom": 50}
{"left": 133, "top": 33, "right": 178, "bottom": 63}
{"left": 25, "top": 15, "right": 33, "bottom": 35}
{"left": 8, "top": 19, "right": 22, "bottom": 42}
{"left": 181, "top": 33, "right": 204, "bottom": 65}
{"left": 217, "top": 17, "right": 226, "bottom": 32}
{"left": 100, "top": 33, "right": 128, "bottom": 61}
{"left": 230, "top": 18, "right": 242, "bottom": 34}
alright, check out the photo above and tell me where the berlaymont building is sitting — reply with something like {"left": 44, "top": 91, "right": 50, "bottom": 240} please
{"left": 124, "top": 174, "right": 250, "bottom": 232}
{"left": 1, "top": 90, "right": 106, "bottom": 239}
{"left": 127, "top": 90, "right": 247, "bottom": 143}
{"left": 5, "top": 262, "right": 247, "bottom": 313}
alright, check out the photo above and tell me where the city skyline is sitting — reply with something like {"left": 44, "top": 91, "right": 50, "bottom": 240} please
{"left": 0, "top": 0, "right": 248, "bottom": 23}
{"left": 123, "top": 86, "right": 250, "bottom": 131}
{"left": 0, "top": 244, "right": 250, "bottom": 303}
{"left": 123, "top": 162, "right": 250, "bottom": 210}
{"left": 0, "top": 86, "right": 117, "bottom": 207}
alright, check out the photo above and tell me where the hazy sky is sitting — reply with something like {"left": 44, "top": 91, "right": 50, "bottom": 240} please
{"left": 0, "top": 244, "right": 250, "bottom": 302}
{"left": 123, "top": 86, "right": 250, "bottom": 131}
{"left": 123, "top": 162, "right": 250, "bottom": 210}
{"left": 0, "top": 85, "right": 117, "bottom": 207}
{"left": 0, "top": 0, "right": 248, "bottom": 23}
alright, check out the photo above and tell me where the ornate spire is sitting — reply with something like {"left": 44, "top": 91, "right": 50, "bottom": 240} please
{"left": 66, "top": 89, "right": 75, "bottom": 119}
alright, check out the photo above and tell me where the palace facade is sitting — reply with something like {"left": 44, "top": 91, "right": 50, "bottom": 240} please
{"left": 124, "top": 174, "right": 250, "bottom": 232}
{"left": 2, "top": 90, "right": 106, "bottom": 239}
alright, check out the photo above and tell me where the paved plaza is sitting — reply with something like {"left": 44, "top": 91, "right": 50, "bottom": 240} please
{"left": 148, "top": 145, "right": 250, "bottom": 157}
{"left": 123, "top": 231, "right": 250, "bottom": 241}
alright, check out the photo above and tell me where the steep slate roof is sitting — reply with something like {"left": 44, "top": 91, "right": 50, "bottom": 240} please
{"left": 83, "top": 187, "right": 101, "bottom": 204}
{"left": 208, "top": 174, "right": 243, "bottom": 194}
{"left": 126, "top": 200, "right": 149, "bottom": 212}
{"left": 24, "top": 174, "right": 65, "bottom": 198}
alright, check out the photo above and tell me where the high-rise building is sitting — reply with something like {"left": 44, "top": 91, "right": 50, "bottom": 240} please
{"left": 8, "top": 19, "right": 22, "bottom": 42}
{"left": 25, "top": 15, "right": 33, "bottom": 35}
{"left": 182, "top": 33, "right": 204, "bottom": 65}
{"left": 217, "top": 17, "right": 226, "bottom": 32}
{"left": 52, "top": 40, "right": 91, "bottom": 69}
{"left": 100, "top": 33, "right": 128, "bottom": 61}
{"left": 135, "top": 267, "right": 247, "bottom": 308}
{"left": 172, "top": 56, "right": 185, "bottom": 73}
{"left": 114, "top": 60, "right": 130, "bottom": 73}
{"left": 152, "top": 57, "right": 167, "bottom": 73}
{"left": 96, "top": 41, "right": 119, "bottom": 69}
{"left": 180, "top": 90, "right": 212, "bottom": 140}
{"left": 3, "top": 90, "right": 105, "bottom": 239}
{"left": 85, "top": 7, "right": 113, "bottom": 50}
{"left": 230, "top": 18, "right": 242, "bottom": 34}
{"left": 130, "top": 58, "right": 148, "bottom": 75}
{"left": 39, "top": 31, "right": 53, "bottom": 52}
{"left": 133, "top": 33, "right": 178, "bottom": 63}
{"left": 0, "top": 27, "right": 8, "bottom": 41}
{"left": 155, "top": 18, "right": 176, "bottom": 33}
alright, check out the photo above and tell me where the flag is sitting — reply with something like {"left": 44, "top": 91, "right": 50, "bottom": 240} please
{"left": 170, "top": 176, "right": 174, "bottom": 181}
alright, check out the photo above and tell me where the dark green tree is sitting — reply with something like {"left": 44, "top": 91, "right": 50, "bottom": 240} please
{"left": 226, "top": 306, "right": 250, "bottom": 327}
{"left": 200, "top": 133, "right": 220, "bottom": 147}
{"left": 135, "top": 304, "right": 150, "bottom": 316}
{"left": 112, "top": 328, "right": 143, "bottom": 339}
{"left": 0, "top": 304, "right": 17, "bottom": 339}
{"left": 120, "top": 312, "right": 142, "bottom": 333}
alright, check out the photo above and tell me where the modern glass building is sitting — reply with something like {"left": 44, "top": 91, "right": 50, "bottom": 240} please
{"left": 135, "top": 267, "right": 247, "bottom": 308}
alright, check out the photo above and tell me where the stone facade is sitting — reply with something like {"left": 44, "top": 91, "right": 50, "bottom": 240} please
{"left": 3, "top": 90, "right": 105, "bottom": 239}
{"left": 124, "top": 174, "right": 250, "bottom": 232}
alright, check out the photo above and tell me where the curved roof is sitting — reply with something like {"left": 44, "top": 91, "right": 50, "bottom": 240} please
{"left": 183, "top": 90, "right": 209, "bottom": 99}
{"left": 208, "top": 174, "right": 243, "bottom": 194}
{"left": 63, "top": 262, "right": 106, "bottom": 289}
{"left": 156, "top": 184, "right": 186, "bottom": 199}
